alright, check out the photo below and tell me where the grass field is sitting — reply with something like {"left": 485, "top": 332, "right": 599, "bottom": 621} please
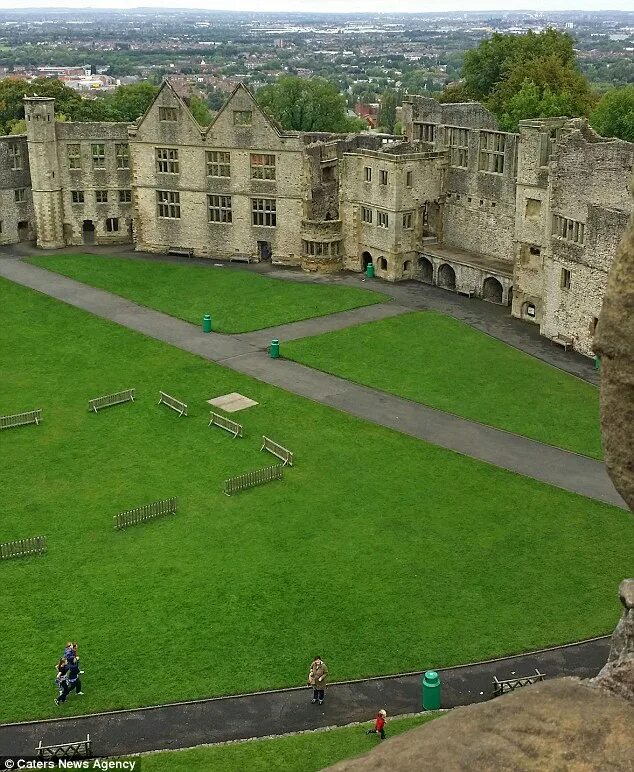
{"left": 284, "top": 312, "right": 602, "bottom": 458}
{"left": 26, "top": 253, "right": 386, "bottom": 332}
{"left": 1, "top": 278, "right": 630, "bottom": 724}
{"left": 132, "top": 713, "right": 440, "bottom": 771}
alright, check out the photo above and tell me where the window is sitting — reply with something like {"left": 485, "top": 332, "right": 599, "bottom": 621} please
{"left": 552, "top": 215, "right": 584, "bottom": 245}
{"left": 322, "top": 165, "right": 335, "bottom": 182}
{"left": 8, "top": 142, "right": 23, "bottom": 171}
{"left": 157, "top": 190, "right": 181, "bottom": 219}
{"left": 379, "top": 169, "right": 388, "bottom": 185}
{"left": 91, "top": 143, "right": 106, "bottom": 169}
{"left": 418, "top": 123, "right": 436, "bottom": 142}
{"left": 445, "top": 126, "right": 469, "bottom": 168}
{"left": 364, "top": 166, "right": 372, "bottom": 182}
{"left": 361, "top": 207, "right": 373, "bottom": 224}
{"left": 525, "top": 198, "right": 541, "bottom": 219}
{"left": 206, "top": 150, "right": 230, "bottom": 177}
{"left": 106, "top": 217, "right": 119, "bottom": 232}
{"left": 378, "top": 257, "right": 388, "bottom": 270}
{"left": 208, "top": 194, "right": 232, "bottom": 223}
{"left": 560, "top": 268, "right": 572, "bottom": 290}
{"left": 406, "top": 170, "right": 413, "bottom": 187}
{"left": 303, "top": 241, "right": 340, "bottom": 257}
{"left": 251, "top": 198, "right": 276, "bottom": 227}
{"left": 478, "top": 131, "right": 506, "bottom": 174}
{"left": 67, "top": 144, "right": 81, "bottom": 170}
{"left": 377, "top": 211, "right": 389, "bottom": 229}
{"left": 402, "top": 212, "right": 413, "bottom": 230}
{"left": 159, "top": 106, "right": 178, "bottom": 122}
{"left": 233, "top": 110, "right": 252, "bottom": 126}
{"left": 590, "top": 316, "right": 599, "bottom": 335}
{"left": 71, "top": 190, "right": 84, "bottom": 204}
{"left": 14, "top": 188, "right": 26, "bottom": 203}
{"left": 251, "top": 153, "right": 276, "bottom": 180}
{"left": 95, "top": 190, "right": 108, "bottom": 203}
{"left": 118, "top": 189, "right": 132, "bottom": 203}
{"left": 156, "top": 147, "right": 179, "bottom": 174}
{"left": 115, "top": 144, "right": 129, "bottom": 170}
{"left": 529, "top": 246, "right": 541, "bottom": 256}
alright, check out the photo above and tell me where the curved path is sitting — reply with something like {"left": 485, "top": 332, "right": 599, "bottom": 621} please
{"left": 0, "top": 256, "right": 623, "bottom": 507}
{"left": 0, "top": 637, "right": 610, "bottom": 757}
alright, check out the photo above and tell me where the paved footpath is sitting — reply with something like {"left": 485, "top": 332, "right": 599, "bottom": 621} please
{"left": 0, "top": 637, "right": 610, "bottom": 757}
{"left": 0, "top": 257, "right": 623, "bottom": 507}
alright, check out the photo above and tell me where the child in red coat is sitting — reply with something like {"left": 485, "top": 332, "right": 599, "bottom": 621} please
{"left": 366, "top": 709, "right": 387, "bottom": 740}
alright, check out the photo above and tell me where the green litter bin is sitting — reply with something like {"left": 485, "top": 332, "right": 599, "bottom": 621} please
{"left": 366, "top": 262, "right": 375, "bottom": 279}
{"left": 202, "top": 314, "right": 212, "bottom": 333}
{"left": 270, "top": 339, "right": 280, "bottom": 359}
{"left": 594, "top": 355, "right": 601, "bottom": 371}
{"left": 422, "top": 670, "right": 441, "bottom": 710}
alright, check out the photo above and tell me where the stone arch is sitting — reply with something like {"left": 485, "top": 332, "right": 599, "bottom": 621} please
{"left": 482, "top": 276, "right": 503, "bottom": 304}
{"left": 361, "top": 251, "right": 373, "bottom": 270}
{"left": 522, "top": 301, "right": 537, "bottom": 320}
{"left": 403, "top": 260, "right": 412, "bottom": 275}
{"left": 438, "top": 263, "right": 456, "bottom": 290}
{"left": 378, "top": 256, "right": 388, "bottom": 271}
{"left": 418, "top": 256, "right": 433, "bottom": 283}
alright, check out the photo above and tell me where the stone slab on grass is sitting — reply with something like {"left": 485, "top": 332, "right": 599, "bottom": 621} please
{"left": 207, "top": 392, "right": 259, "bottom": 412}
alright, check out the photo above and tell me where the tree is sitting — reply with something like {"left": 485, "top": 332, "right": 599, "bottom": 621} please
{"left": 188, "top": 95, "right": 213, "bottom": 126}
{"left": 378, "top": 90, "right": 398, "bottom": 133}
{"left": 497, "top": 80, "right": 581, "bottom": 132}
{"left": 257, "top": 76, "right": 363, "bottom": 133}
{"left": 100, "top": 82, "right": 159, "bottom": 121}
{"left": 590, "top": 85, "right": 634, "bottom": 142}
{"left": 0, "top": 77, "right": 84, "bottom": 133}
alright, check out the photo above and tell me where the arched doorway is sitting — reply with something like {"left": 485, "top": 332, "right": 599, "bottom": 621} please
{"left": 403, "top": 260, "right": 412, "bottom": 277}
{"left": 378, "top": 257, "right": 387, "bottom": 271}
{"left": 17, "top": 221, "right": 30, "bottom": 241}
{"left": 361, "top": 251, "right": 373, "bottom": 270}
{"left": 438, "top": 263, "right": 456, "bottom": 290}
{"left": 82, "top": 220, "right": 95, "bottom": 245}
{"left": 418, "top": 256, "right": 433, "bottom": 283}
{"left": 482, "top": 276, "right": 503, "bottom": 304}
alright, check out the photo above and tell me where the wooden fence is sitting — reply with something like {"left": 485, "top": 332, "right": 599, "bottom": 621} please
{"left": 114, "top": 497, "right": 177, "bottom": 530}
{"left": 493, "top": 669, "right": 545, "bottom": 697}
{"left": 89, "top": 388, "right": 135, "bottom": 413}
{"left": 209, "top": 411, "right": 243, "bottom": 438}
{"left": 0, "top": 536, "right": 47, "bottom": 560}
{"left": 37, "top": 734, "right": 92, "bottom": 760}
{"left": 261, "top": 435, "right": 294, "bottom": 466}
{"left": 0, "top": 409, "right": 42, "bottom": 430}
{"left": 158, "top": 391, "right": 187, "bottom": 417}
{"left": 224, "top": 465, "right": 283, "bottom": 496}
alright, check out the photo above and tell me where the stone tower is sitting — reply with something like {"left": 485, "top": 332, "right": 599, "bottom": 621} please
{"left": 24, "top": 97, "right": 65, "bottom": 249}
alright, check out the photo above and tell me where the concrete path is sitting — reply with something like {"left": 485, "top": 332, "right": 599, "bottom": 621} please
{"left": 0, "top": 637, "right": 610, "bottom": 757}
{"left": 0, "top": 257, "right": 624, "bottom": 508}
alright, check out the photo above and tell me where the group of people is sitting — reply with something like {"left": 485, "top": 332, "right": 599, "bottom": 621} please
{"left": 307, "top": 656, "right": 388, "bottom": 740}
{"left": 54, "top": 641, "right": 84, "bottom": 705}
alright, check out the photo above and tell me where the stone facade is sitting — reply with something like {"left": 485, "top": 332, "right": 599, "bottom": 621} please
{"left": 11, "top": 83, "right": 632, "bottom": 358}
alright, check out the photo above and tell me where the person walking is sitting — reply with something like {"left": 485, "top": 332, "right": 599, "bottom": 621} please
{"left": 66, "top": 656, "right": 84, "bottom": 698}
{"left": 308, "top": 656, "right": 328, "bottom": 705}
{"left": 366, "top": 709, "right": 387, "bottom": 740}
{"left": 54, "top": 658, "right": 70, "bottom": 705}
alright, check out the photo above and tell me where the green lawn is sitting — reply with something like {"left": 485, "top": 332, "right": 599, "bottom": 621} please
{"left": 26, "top": 253, "right": 386, "bottom": 332}
{"left": 133, "top": 713, "right": 440, "bottom": 772}
{"left": 284, "top": 312, "right": 602, "bottom": 458}
{"left": 1, "top": 278, "right": 630, "bottom": 725}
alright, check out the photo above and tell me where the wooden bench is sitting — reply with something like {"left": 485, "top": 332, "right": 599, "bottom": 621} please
{"left": 209, "top": 411, "right": 243, "bottom": 438}
{"left": 115, "top": 497, "right": 177, "bottom": 530}
{"left": 168, "top": 247, "right": 193, "bottom": 257}
{"left": 552, "top": 333, "right": 574, "bottom": 351}
{"left": 230, "top": 255, "right": 252, "bottom": 264}
{"left": 0, "top": 536, "right": 47, "bottom": 561}
{"left": 37, "top": 733, "right": 91, "bottom": 760}
{"left": 89, "top": 388, "right": 135, "bottom": 413}
{"left": 493, "top": 669, "right": 545, "bottom": 697}
{"left": 0, "top": 409, "right": 42, "bottom": 430}
{"left": 158, "top": 391, "right": 187, "bottom": 417}
{"left": 457, "top": 288, "right": 475, "bottom": 299}
{"left": 224, "top": 464, "right": 283, "bottom": 496}
{"left": 261, "top": 435, "right": 294, "bottom": 466}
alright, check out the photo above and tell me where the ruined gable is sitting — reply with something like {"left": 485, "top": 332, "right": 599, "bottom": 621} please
{"left": 132, "top": 81, "right": 204, "bottom": 147}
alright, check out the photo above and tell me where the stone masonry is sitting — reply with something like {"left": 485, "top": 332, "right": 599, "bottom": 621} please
{"left": 7, "top": 83, "right": 632, "bottom": 357}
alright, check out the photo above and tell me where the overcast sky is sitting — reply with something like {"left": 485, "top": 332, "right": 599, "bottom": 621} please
{"left": 0, "top": 1, "right": 632, "bottom": 12}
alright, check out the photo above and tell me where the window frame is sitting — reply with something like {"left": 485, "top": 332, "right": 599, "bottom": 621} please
{"left": 67, "top": 143, "right": 81, "bottom": 170}
{"left": 250, "top": 153, "right": 276, "bottom": 180}
{"left": 377, "top": 210, "right": 389, "bottom": 229}
{"left": 233, "top": 110, "right": 253, "bottom": 126}
{"left": 8, "top": 141, "right": 23, "bottom": 171}
{"left": 95, "top": 190, "right": 108, "bottom": 204}
{"left": 71, "top": 190, "right": 85, "bottom": 204}
{"left": 91, "top": 143, "right": 106, "bottom": 169}
{"left": 206, "top": 150, "right": 231, "bottom": 178}
{"left": 157, "top": 190, "right": 181, "bottom": 219}
{"left": 115, "top": 143, "right": 130, "bottom": 170}
{"left": 156, "top": 147, "right": 180, "bottom": 175}
{"left": 251, "top": 198, "right": 277, "bottom": 227}
{"left": 478, "top": 131, "right": 506, "bottom": 174}
{"left": 158, "top": 106, "right": 178, "bottom": 122}
{"left": 208, "top": 194, "right": 233, "bottom": 224}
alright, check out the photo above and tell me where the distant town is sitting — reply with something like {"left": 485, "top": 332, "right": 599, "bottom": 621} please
{"left": 0, "top": 8, "right": 632, "bottom": 123}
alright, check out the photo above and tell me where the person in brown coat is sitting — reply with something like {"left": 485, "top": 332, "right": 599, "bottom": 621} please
{"left": 308, "top": 656, "right": 328, "bottom": 705}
